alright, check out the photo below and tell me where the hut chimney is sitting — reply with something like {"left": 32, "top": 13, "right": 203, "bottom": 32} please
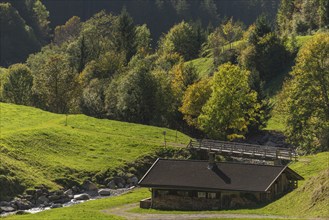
{"left": 208, "top": 152, "right": 217, "bottom": 170}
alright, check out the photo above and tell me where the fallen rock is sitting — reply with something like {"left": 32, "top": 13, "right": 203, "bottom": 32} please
{"left": 0, "top": 201, "right": 10, "bottom": 206}
{"left": 48, "top": 195, "right": 61, "bottom": 202}
{"left": 0, "top": 206, "right": 15, "bottom": 212}
{"left": 37, "top": 195, "right": 49, "bottom": 204}
{"left": 71, "top": 186, "right": 80, "bottom": 194}
{"left": 50, "top": 203, "right": 63, "bottom": 209}
{"left": 127, "top": 176, "right": 138, "bottom": 185}
{"left": 113, "top": 177, "right": 126, "bottom": 186}
{"left": 15, "top": 199, "right": 33, "bottom": 210}
{"left": 82, "top": 180, "right": 98, "bottom": 191}
{"left": 107, "top": 180, "right": 116, "bottom": 189}
{"left": 64, "top": 189, "right": 73, "bottom": 196}
{"left": 74, "top": 193, "right": 90, "bottom": 200}
{"left": 98, "top": 189, "right": 111, "bottom": 196}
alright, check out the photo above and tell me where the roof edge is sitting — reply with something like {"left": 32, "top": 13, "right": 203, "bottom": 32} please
{"left": 265, "top": 165, "right": 287, "bottom": 191}
{"left": 286, "top": 167, "right": 304, "bottom": 180}
{"left": 155, "top": 158, "right": 285, "bottom": 168}
{"left": 138, "top": 184, "right": 266, "bottom": 193}
{"left": 138, "top": 158, "right": 160, "bottom": 185}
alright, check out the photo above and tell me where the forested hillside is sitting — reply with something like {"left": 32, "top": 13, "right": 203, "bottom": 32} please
{"left": 1, "top": 0, "right": 328, "bottom": 154}
{"left": 0, "top": 1, "right": 328, "bottom": 217}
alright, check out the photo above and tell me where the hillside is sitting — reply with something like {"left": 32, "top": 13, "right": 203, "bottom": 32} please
{"left": 0, "top": 102, "right": 190, "bottom": 198}
{"left": 4, "top": 152, "right": 328, "bottom": 220}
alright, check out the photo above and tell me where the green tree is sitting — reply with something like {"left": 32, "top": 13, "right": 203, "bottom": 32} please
{"left": 241, "top": 16, "right": 290, "bottom": 81}
{"left": 202, "top": 18, "right": 243, "bottom": 67}
{"left": 54, "top": 16, "right": 81, "bottom": 45}
{"left": 198, "top": 63, "right": 258, "bottom": 140}
{"left": 80, "top": 78, "right": 108, "bottom": 118}
{"left": 0, "top": 68, "right": 9, "bottom": 101}
{"left": 180, "top": 78, "right": 212, "bottom": 128}
{"left": 135, "top": 24, "right": 152, "bottom": 56}
{"left": 170, "top": 62, "right": 199, "bottom": 100}
{"left": 29, "top": 51, "right": 78, "bottom": 113}
{"left": 2, "top": 64, "right": 33, "bottom": 105}
{"left": 159, "top": 21, "right": 200, "bottom": 61}
{"left": 278, "top": 33, "right": 329, "bottom": 153}
{"left": 113, "top": 8, "right": 137, "bottom": 62}
{"left": 0, "top": 3, "right": 40, "bottom": 66}
{"left": 105, "top": 58, "right": 157, "bottom": 124}
{"left": 32, "top": 0, "right": 51, "bottom": 44}
{"left": 10, "top": 0, "right": 51, "bottom": 45}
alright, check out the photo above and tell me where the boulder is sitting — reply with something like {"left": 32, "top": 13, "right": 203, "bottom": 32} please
{"left": 107, "top": 180, "right": 116, "bottom": 189}
{"left": 0, "top": 206, "right": 15, "bottom": 212}
{"left": 48, "top": 195, "right": 61, "bottom": 202}
{"left": 15, "top": 199, "right": 33, "bottom": 210}
{"left": 71, "top": 186, "right": 80, "bottom": 194}
{"left": 74, "top": 193, "right": 90, "bottom": 201}
{"left": 50, "top": 203, "right": 63, "bottom": 209}
{"left": 0, "top": 201, "right": 10, "bottom": 207}
{"left": 113, "top": 177, "right": 126, "bottom": 186}
{"left": 37, "top": 195, "right": 49, "bottom": 204}
{"left": 98, "top": 189, "right": 111, "bottom": 196}
{"left": 22, "top": 195, "right": 33, "bottom": 201}
{"left": 54, "top": 190, "right": 64, "bottom": 196}
{"left": 64, "top": 189, "right": 73, "bottom": 196}
{"left": 127, "top": 176, "right": 138, "bottom": 185}
{"left": 82, "top": 180, "right": 98, "bottom": 191}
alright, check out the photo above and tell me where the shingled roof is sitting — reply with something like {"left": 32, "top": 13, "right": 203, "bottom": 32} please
{"left": 138, "top": 159, "right": 303, "bottom": 192}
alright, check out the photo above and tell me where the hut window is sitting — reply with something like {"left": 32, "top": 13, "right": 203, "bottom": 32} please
{"left": 157, "top": 190, "right": 169, "bottom": 196}
{"left": 197, "top": 192, "right": 206, "bottom": 198}
{"left": 177, "top": 191, "right": 189, "bottom": 197}
{"left": 208, "top": 192, "right": 216, "bottom": 199}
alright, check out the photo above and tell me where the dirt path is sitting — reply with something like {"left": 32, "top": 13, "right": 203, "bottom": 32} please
{"left": 102, "top": 203, "right": 296, "bottom": 220}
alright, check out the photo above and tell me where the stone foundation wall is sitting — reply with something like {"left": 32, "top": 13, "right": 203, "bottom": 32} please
{"left": 153, "top": 195, "right": 220, "bottom": 210}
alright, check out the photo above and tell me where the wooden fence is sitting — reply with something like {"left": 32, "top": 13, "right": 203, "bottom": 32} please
{"left": 188, "top": 139, "right": 296, "bottom": 161}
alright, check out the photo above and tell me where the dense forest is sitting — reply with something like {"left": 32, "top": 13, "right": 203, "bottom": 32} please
{"left": 0, "top": 0, "right": 328, "bottom": 153}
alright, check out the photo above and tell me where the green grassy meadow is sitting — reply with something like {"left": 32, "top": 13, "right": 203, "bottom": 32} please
{"left": 4, "top": 152, "right": 328, "bottom": 219}
{"left": 186, "top": 57, "right": 214, "bottom": 78}
{"left": 0, "top": 102, "right": 190, "bottom": 198}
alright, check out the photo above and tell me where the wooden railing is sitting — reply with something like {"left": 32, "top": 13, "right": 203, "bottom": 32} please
{"left": 188, "top": 139, "right": 296, "bottom": 161}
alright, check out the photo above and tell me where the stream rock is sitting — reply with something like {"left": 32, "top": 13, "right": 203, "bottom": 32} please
{"left": 107, "top": 180, "right": 116, "bottom": 189}
{"left": 127, "top": 176, "right": 139, "bottom": 185}
{"left": 50, "top": 203, "right": 63, "bottom": 209}
{"left": 36, "top": 195, "right": 49, "bottom": 206}
{"left": 74, "top": 193, "right": 90, "bottom": 200}
{"left": 0, "top": 206, "right": 15, "bottom": 213}
{"left": 64, "top": 189, "right": 73, "bottom": 197}
{"left": 98, "top": 189, "right": 111, "bottom": 196}
{"left": 15, "top": 199, "right": 33, "bottom": 210}
{"left": 82, "top": 180, "right": 98, "bottom": 191}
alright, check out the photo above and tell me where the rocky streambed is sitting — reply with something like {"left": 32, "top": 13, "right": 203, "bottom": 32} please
{"left": 0, "top": 176, "right": 139, "bottom": 217}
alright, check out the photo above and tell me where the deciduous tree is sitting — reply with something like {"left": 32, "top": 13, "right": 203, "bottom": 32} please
{"left": 2, "top": 64, "right": 33, "bottom": 105}
{"left": 198, "top": 63, "right": 258, "bottom": 140}
{"left": 278, "top": 33, "right": 329, "bottom": 153}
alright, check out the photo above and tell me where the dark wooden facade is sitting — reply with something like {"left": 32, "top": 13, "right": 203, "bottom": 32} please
{"left": 139, "top": 159, "right": 303, "bottom": 210}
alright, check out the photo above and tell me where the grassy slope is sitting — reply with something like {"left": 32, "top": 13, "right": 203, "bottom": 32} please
{"left": 263, "top": 35, "right": 313, "bottom": 131}
{"left": 186, "top": 57, "right": 214, "bottom": 78}
{"left": 5, "top": 152, "right": 328, "bottom": 219}
{"left": 0, "top": 103, "right": 190, "bottom": 197}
